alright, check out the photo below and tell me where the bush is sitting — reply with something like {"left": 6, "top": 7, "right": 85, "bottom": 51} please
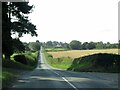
{"left": 48, "top": 54, "right": 53, "bottom": 58}
{"left": 2, "top": 58, "right": 32, "bottom": 70}
{"left": 14, "top": 55, "right": 27, "bottom": 65}
{"left": 94, "top": 53, "right": 114, "bottom": 67}
{"left": 68, "top": 53, "right": 119, "bottom": 72}
{"left": 25, "top": 55, "right": 37, "bottom": 66}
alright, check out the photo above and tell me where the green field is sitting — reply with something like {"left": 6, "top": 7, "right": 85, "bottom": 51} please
{"left": 45, "top": 47, "right": 67, "bottom": 52}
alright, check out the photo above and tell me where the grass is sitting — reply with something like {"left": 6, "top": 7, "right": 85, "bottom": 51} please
{"left": 48, "top": 49, "right": 118, "bottom": 58}
{"left": 45, "top": 47, "right": 67, "bottom": 52}
{"left": 2, "top": 51, "right": 38, "bottom": 88}
{"left": 2, "top": 68, "right": 25, "bottom": 88}
{"left": 44, "top": 52, "right": 73, "bottom": 70}
{"left": 44, "top": 51, "right": 92, "bottom": 70}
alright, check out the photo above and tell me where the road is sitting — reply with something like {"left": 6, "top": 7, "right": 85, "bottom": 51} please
{"left": 11, "top": 47, "right": 118, "bottom": 90}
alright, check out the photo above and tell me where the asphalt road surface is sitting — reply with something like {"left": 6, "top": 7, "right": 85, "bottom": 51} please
{"left": 11, "top": 47, "right": 118, "bottom": 90}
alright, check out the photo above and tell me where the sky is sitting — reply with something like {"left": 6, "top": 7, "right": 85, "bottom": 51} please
{"left": 20, "top": 0, "right": 119, "bottom": 43}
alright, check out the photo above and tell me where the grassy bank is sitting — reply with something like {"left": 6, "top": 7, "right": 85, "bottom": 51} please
{"left": 44, "top": 51, "right": 72, "bottom": 70}
{"left": 44, "top": 50, "right": 119, "bottom": 73}
{"left": 2, "top": 51, "right": 38, "bottom": 88}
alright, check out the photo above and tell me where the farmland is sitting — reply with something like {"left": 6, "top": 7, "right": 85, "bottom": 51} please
{"left": 48, "top": 49, "right": 118, "bottom": 58}
{"left": 44, "top": 48, "right": 119, "bottom": 72}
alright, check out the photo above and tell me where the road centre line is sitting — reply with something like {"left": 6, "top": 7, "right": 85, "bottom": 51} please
{"left": 52, "top": 70, "right": 78, "bottom": 90}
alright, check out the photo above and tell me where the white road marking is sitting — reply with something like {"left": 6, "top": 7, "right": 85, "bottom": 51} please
{"left": 40, "top": 48, "right": 78, "bottom": 90}
{"left": 62, "top": 77, "right": 78, "bottom": 90}
{"left": 52, "top": 71, "right": 78, "bottom": 90}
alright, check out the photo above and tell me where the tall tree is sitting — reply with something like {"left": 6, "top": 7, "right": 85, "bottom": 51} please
{"left": 2, "top": 2, "right": 37, "bottom": 60}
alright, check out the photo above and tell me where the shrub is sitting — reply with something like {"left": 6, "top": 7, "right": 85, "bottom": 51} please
{"left": 48, "top": 54, "right": 53, "bottom": 58}
{"left": 68, "top": 53, "right": 120, "bottom": 72}
{"left": 94, "top": 53, "right": 114, "bottom": 67}
{"left": 2, "top": 58, "right": 32, "bottom": 70}
{"left": 25, "top": 55, "right": 37, "bottom": 66}
{"left": 14, "top": 55, "right": 27, "bottom": 65}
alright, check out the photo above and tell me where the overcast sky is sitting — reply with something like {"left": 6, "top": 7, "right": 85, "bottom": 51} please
{"left": 20, "top": 0, "right": 119, "bottom": 43}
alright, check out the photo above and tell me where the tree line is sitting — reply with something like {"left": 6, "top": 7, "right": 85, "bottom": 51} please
{"left": 38, "top": 40, "right": 118, "bottom": 50}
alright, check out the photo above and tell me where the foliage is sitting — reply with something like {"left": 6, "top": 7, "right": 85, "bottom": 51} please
{"left": 2, "top": 57, "right": 32, "bottom": 70}
{"left": 28, "top": 42, "right": 40, "bottom": 51}
{"left": 14, "top": 55, "right": 27, "bottom": 65}
{"left": 2, "top": 51, "right": 38, "bottom": 88}
{"left": 2, "top": 2, "right": 37, "bottom": 60}
{"left": 87, "top": 42, "right": 96, "bottom": 49}
{"left": 46, "top": 41, "right": 53, "bottom": 47}
{"left": 13, "top": 38, "right": 25, "bottom": 53}
{"left": 23, "top": 42, "right": 30, "bottom": 51}
{"left": 69, "top": 40, "right": 81, "bottom": 50}
{"left": 13, "top": 52, "right": 38, "bottom": 66}
{"left": 68, "top": 53, "right": 119, "bottom": 73}
{"left": 42, "top": 40, "right": 118, "bottom": 50}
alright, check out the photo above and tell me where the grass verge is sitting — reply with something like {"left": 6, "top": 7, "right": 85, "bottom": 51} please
{"left": 2, "top": 51, "right": 38, "bottom": 88}
{"left": 44, "top": 51, "right": 72, "bottom": 70}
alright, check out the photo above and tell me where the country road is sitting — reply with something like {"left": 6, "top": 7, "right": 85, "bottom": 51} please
{"left": 11, "top": 47, "right": 119, "bottom": 90}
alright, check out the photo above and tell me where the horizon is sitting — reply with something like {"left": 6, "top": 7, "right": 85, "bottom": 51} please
{"left": 22, "top": 40, "right": 119, "bottom": 44}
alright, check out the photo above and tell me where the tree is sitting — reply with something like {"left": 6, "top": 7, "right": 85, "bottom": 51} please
{"left": 63, "top": 42, "right": 70, "bottom": 49}
{"left": 2, "top": 2, "right": 37, "bottom": 60}
{"left": 2, "top": 2, "right": 14, "bottom": 60}
{"left": 13, "top": 38, "right": 25, "bottom": 53}
{"left": 52, "top": 41, "right": 59, "bottom": 47}
{"left": 81, "top": 42, "right": 88, "bottom": 50}
{"left": 69, "top": 40, "right": 81, "bottom": 50}
{"left": 87, "top": 42, "right": 96, "bottom": 49}
{"left": 46, "top": 41, "right": 53, "bottom": 47}
{"left": 105, "top": 42, "right": 111, "bottom": 49}
{"left": 29, "top": 42, "right": 40, "bottom": 51}
{"left": 96, "top": 41, "right": 104, "bottom": 49}
{"left": 23, "top": 42, "right": 30, "bottom": 51}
